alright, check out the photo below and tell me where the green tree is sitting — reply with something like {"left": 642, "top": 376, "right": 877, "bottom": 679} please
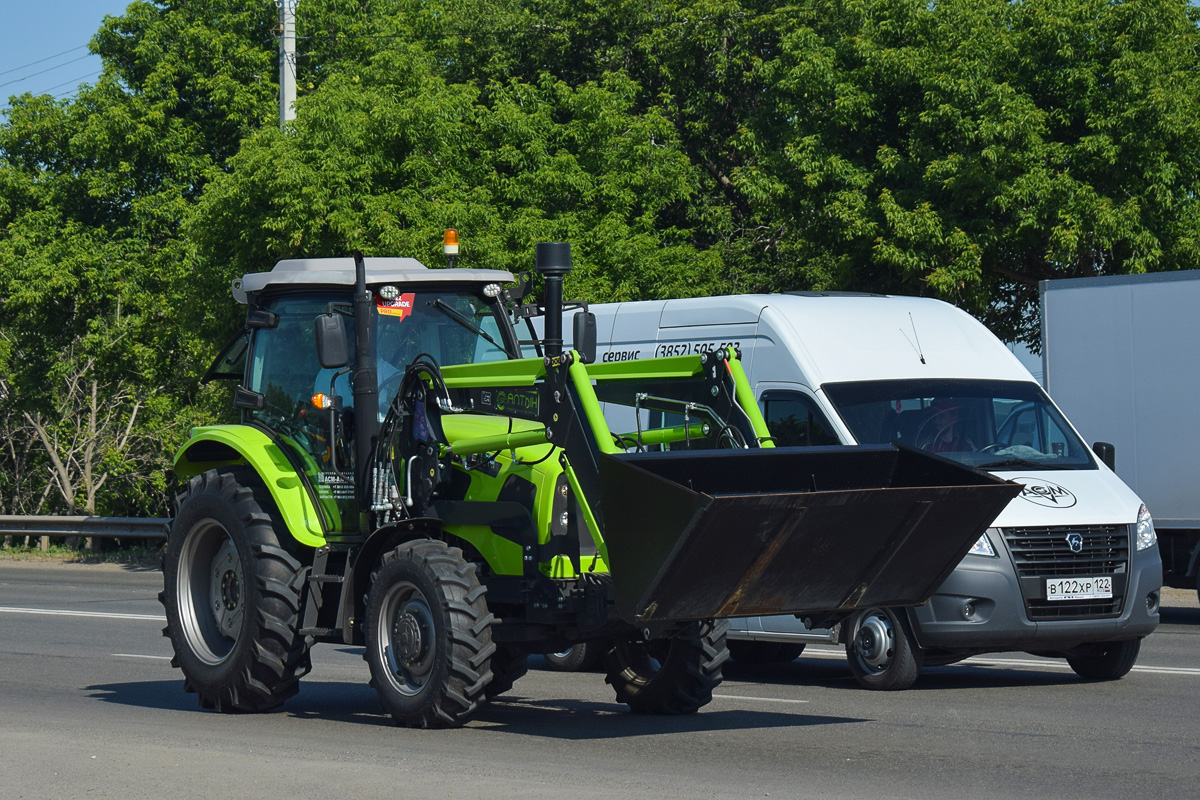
{"left": 0, "top": 0, "right": 278, "bottom": 515}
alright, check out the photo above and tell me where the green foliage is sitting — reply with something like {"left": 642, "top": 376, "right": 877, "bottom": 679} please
{"left": 3, "top": 0, "right": 1200, "bottom": 516}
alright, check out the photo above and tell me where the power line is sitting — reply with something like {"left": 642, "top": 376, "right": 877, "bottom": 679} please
{"left": 46, "top": 71, "right": 104, "bottom": 95}
{"left": 0, "top": 45, "right": 88, "bottom": 77}
{"left": 0, "top": 54, "right": 96, "bottom": 90}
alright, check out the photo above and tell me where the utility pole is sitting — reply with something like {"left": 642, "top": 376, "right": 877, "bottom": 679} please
{"left": 276, "top": 0, "right": 299, "bottom": 127}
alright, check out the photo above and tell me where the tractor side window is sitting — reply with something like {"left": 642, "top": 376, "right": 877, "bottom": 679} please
{"left": 761, "top": 391, "right": 840, "bottom": 447}
{"left": 247, "top": 294, "right": 358, "bottom": 532}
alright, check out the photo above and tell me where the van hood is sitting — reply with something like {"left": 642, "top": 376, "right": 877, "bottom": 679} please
{"left": 990, "top": 468, "right": 1143, "bottom": 528}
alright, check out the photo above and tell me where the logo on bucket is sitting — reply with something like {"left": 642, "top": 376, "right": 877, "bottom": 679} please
{"left": 1014, "top": 479, "right": 1077, "bottom": 508}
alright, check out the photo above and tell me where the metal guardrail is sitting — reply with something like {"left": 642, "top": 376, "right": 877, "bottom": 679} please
{"left": 0, "top": 516, "right": 170, "bottom": 540}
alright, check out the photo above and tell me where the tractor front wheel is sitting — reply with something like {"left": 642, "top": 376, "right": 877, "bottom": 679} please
{"left": 604, "top": 621, "right": 729, "bottom": 715}
{"left": 363, "top": 540, "right": 495, "bottom": 728}
{"left": 161, "top": 468, "right": 310, "bottom": 712}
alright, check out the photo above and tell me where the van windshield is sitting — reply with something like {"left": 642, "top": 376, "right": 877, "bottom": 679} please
{"left": 823, "top": 379, "right": 1096, "bottom": 471}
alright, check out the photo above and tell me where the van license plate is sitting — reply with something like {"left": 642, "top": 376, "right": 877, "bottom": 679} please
{"left": 1045, "top": 576, "right": 1112, "bottom": 601}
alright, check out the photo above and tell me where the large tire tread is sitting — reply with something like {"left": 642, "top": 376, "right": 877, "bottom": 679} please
{"left": 364, "top": 540, "right": 495, "bottom": 728}
{"left": 161, "top": 468, "right": 311, "bottom": 713}
{"left": 605, "top": 620, "right": 729, "bottom": 715}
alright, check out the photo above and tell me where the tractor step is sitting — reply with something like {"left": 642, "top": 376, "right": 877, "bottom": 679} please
{"left": 300, "top": 626, "right": 340, "bottom": 638}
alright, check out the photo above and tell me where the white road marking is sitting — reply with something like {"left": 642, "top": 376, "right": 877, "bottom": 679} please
{"left": 112, "top": 653, "right": 171, "bottom": 660}
{"left": 0, "top": 605, "right": 165, "bottom": 621}
{"left": 797, "top": 645, "right": 1200, "bottom": 676}
{"left": 713, "top": 694, "right": 810, "bottom": 704}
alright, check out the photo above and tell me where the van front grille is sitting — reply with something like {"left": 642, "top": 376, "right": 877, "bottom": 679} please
{"left": 999, "top": 525, "right": 1129, "bottom": 620}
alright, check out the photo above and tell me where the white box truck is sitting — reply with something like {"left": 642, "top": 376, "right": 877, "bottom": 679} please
{"left": 1042, "top": 270, "right": 1200, "bottom": 604}
{"left": 551, "top": 292, "right": 1161, "bottom": 688}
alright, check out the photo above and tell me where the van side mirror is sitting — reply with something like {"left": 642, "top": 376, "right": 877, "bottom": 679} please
{"left": 573, "top": 311, "right": 597, "bottom": 364}
{"left": 1092, "top": 441, "right": 1115, "bottom": 471}
{"left": 315, "top": 313, "right": 350, "bottom": 368}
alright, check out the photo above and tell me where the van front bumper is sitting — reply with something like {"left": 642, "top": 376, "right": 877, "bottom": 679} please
{"left": 909, "top": 545, "right": 1162, "bottom": 652}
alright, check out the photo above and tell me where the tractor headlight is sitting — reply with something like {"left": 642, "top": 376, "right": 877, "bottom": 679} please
{"left": 1136, "top": 504, "right": 1157, "bottom": 551}
{"left": 968, "top": 530, "right": 998, "bottom": 557}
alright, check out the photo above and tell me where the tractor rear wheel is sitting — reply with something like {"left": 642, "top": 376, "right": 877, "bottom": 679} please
{"left": 161, "top": 468, "right": 310, "bottom": 712}
{"left": 604, "top": 620, "right": 729, "bottom": 714}
{"left": 544, "top": 641, "right": 607, "bottom": 672}
{"left": 363, "top": 540, "right": 495, "bottom": 728}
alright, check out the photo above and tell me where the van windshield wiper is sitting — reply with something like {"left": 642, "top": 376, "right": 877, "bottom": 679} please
{"left": 976, "top": 457, "right": 1072, "bottom": 471}
{"left": 429, "top": 299, "right": 505, "bottom": 351}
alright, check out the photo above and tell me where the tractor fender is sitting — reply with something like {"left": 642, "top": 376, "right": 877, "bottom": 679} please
{"left": 173, "top": 425, "right": 327, "bottom": 548}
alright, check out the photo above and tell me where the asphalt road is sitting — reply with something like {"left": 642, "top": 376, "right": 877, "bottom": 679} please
{"left": 1, "top": 562, "right": 1196, "bottom": 800}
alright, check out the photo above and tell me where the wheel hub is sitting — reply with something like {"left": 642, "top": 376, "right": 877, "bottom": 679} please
{"left": 855, "top": 613, "right": 895, "bottom": 672}
{"left": 392, "top": 612, "right": 426, "bottom": 662}
{"left": 209, "top": 540, "right": 245, "bottom": 637}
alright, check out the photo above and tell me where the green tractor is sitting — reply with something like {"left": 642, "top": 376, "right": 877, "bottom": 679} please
{"left": 161, "top": 242, "right": 1019, "bottom": 727}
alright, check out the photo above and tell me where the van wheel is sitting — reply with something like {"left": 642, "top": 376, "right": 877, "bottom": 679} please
{"left": 845, "top": 607, "right": 922, "bottom": 691}
{"left": 1066, "top": 639, "right": 1140, "bottom": 681}
{"left": 727, "top": 641, "right": 805, "bottom": 664}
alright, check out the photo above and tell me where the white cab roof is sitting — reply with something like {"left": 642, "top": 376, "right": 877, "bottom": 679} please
{"left": 233, "top": 257, "right": 514, "bottom": 303}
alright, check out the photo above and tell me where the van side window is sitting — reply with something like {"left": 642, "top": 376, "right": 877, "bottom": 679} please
{"left": 761, "top": 391, "right": 840, "bottom": 447}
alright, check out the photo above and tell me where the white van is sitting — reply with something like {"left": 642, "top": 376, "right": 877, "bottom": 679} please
{"left": 574, "top": 292, "right": 1162, "bottom": 689}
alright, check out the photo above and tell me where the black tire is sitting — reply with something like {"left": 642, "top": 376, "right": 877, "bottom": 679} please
{"left": 485, "top": 643, "right": 529, "bottom": 698}
{"left": 544, "top": 641, "right": 606, "bottom": 672}
{"left": 727, "top": 640, "right": 806, "bottom": 665}
{"left": 363, "top": 540, "right": 495, "bottom": 728}
{"left": 1067, "top": 639, "right": 1141, "bottom": 681}
{"left": 160, "top": 468, "right": 310, "bottom": 712}
{"left": 845, "top": 607, "right": 922, "bottom": 691}
{"left": 604, "top": 620, "right": 729, "bottom": 715}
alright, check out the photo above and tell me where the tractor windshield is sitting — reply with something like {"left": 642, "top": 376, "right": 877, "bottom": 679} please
{"left": 373, "top": 290, "right": 511, "bottom": 408}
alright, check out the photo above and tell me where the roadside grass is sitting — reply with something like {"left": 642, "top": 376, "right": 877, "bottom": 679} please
{"left": 0, "top": 542, "right": 164, "bottom": 568}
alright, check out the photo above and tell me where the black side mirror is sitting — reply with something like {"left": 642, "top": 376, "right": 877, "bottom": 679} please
{"left": 1092, "top": 441, "right": 1115, "bottom": 471}
{"left": 315, "top": 313, "right": 350, "bottom": 368}
{"left": 573, "top": 311, "right": 597, "bottom": 364}
{"left": 246, "top": 308, "right": 279, "bottom": 328}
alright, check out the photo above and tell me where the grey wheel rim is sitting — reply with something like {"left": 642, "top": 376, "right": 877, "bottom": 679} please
{"left": 377, "top": 580, "right": 437, "bottom": 696}
{"left": 852, "top": 611, "right": 895, "bottom": 674}
{"left": 177, "top": 518, "right": 244, "bottom": 666}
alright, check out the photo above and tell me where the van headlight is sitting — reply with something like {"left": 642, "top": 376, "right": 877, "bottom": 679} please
{"left": 1136, "top": 504, "right": 1157, "bottom": 551}
{"left": 968, "top": 529, "right": 998, "bottom": 557}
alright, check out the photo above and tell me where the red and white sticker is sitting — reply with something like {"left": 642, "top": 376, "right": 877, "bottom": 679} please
{"left": 376, "top": 292, "right": 415, "bottom": 321}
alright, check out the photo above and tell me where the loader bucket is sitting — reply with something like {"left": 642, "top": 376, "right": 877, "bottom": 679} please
{"left": 597, "top": 444, "right": 1022, "bottom": 625}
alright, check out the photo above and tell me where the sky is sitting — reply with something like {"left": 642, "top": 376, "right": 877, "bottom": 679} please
{"left": 0, "top": 0, "right": 138, "bottom": 111}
